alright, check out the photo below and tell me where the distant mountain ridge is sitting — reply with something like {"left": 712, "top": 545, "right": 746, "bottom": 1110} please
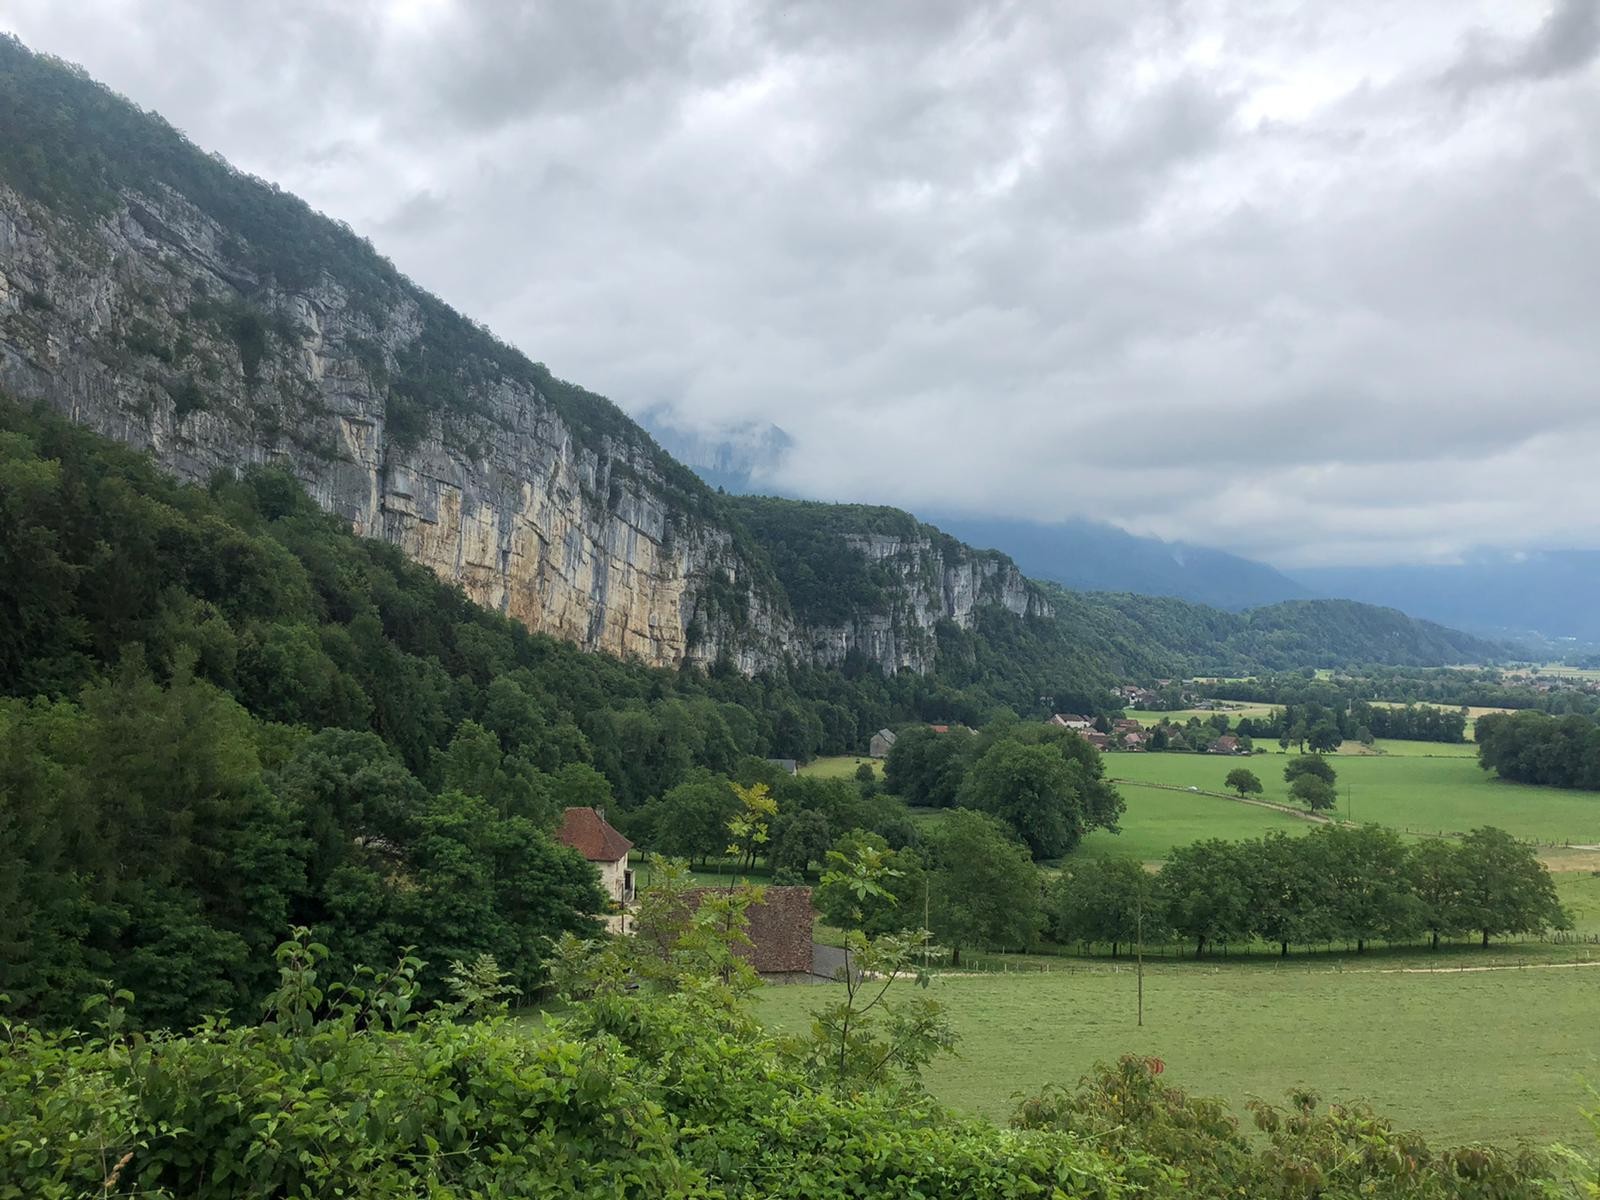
{"left": 924, "top": 514, "right": 1312, "bottom": 612}
{"left": 1291, "top": 553, "right": 1600, "bottom": 648}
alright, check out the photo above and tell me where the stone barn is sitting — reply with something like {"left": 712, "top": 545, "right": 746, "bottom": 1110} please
{"left": 684, "top": 885, "right": 819, "bottom": 982}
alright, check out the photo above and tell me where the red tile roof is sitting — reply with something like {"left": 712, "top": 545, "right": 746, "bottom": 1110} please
{"left": 555, "top": 807, "right": 633, "bottom": 863}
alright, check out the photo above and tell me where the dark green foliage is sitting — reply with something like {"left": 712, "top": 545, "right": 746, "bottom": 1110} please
{"left": 1289, "top": 775, "right": 1337, "bottom": 812}
{"left": 1048, "top": 858, "right": 1163, "bottom": 955}
{"left": 0, "top": 674, "right": 604, "bottom": 1029}
{"left": 814, "top": 831, "right": 929, "bottom": 936}
{"left": 1014, "top": 1055, "right": 1563, "bottom": 1200}
{"left": 1139, "top": 825, "right": 1568, "bottom": 959}
{"left": 884, "top": 724, "right": 977, "bottom": 807}
{"left": 1224, "top": 767, "right": 1262, "bottom": 797}
{"left": 1158, "top": 839, "right": 1257, "bottom": 957}
{"left": 1453, "top": 827, "right": 1571, "bottom": 947}
{"left": 1476, "top": 709, "right": 1600, "bottom": 789}
{"left": 887, "top": 721, "right": 1124, "bottom": 858}
{"left": 925, "top": 810, "right": 1043, "bottom": 961}
{"left": 1284, "top": 753, "right": 1337, "bottom": 786}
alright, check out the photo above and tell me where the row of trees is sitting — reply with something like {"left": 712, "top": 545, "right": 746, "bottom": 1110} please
{"left": 1476, "top": 710, "right": 1600, "bottom": 790}
{"left": 882, "top": 721, "right": 1124, "bottom": 858}
{"left": 1211, "top": 666, "right": 1600, "bottom": 720}
{"left": 1051, "top": 826, "right": 1568, "bottom": 958}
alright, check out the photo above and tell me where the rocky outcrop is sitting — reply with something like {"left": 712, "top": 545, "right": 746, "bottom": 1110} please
{"left": 0, "top": 171, "right": 1048, "bottom": 677}
{"left": 800, "top": 533, "right": 1051, "bottom": 673}
{"left": 0, "top": 180, "right": 803, "bottom": 671}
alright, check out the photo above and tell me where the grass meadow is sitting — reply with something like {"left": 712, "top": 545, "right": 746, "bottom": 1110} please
{"left": 798, "top": 755, "right": 881, "bottom": 780}
{"left": 767, "top": 740, "right": 1600, "bottom": 1151}
{"left": 754, "top": 958, "right": 1600, "bottom": 1146}
{"left": 1100, "top": 748, "right": 1600, "bottom": 847}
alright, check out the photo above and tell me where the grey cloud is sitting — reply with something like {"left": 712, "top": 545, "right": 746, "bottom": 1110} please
{"left": 1440, "top": 0, "right": 1600, "bottom": 92}
{"left": 4, "top": 1, "right": 1600, "bottom": 567}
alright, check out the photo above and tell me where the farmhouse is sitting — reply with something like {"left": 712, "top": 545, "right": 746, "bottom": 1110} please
{"left": 869, "top": 728, "right": 898, "bottom": 758}
{"left": 766, "top": 758, "right": 799, "bottom": 776}
{"left": 556, "top": 806, "right": 634, "bottom": 930}
{"left": 1209, "top": 735, "right": 1245, "bottom": 755}
{"left": 1082, "top": 730, "right": 1111, "bottom": 750}
{"left": 1049, "top": 713, "right": 1094, "bottom": 730}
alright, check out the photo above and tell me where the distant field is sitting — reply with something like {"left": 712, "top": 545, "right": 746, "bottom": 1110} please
{"left": 1101, "top": 749, "right": 1600, "bottom": 846}
{"left": 799, "top": 755, "right": 881, "bottom": 780}
{"left": 1131, "top": 704, "right": 1279, "bottom": 725}
{"left": 1521, "top": 665, "right": 1600, "bottom": 681}
{"left": 1336, "top": 739, "right": 1477, "bottom": 758}
{"left": 1074, "top": 782, "right": 1313, "bottom": 863}
{"left": 755, "top": 956, "right": 1600, "bottom": 1145}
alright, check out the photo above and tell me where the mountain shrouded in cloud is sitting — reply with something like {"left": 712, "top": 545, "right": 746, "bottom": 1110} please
{"left": 2, "top": 1, "right": 1597, "bottom": 571}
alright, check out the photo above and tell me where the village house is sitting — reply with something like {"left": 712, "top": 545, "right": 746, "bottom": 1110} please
{"left": 1082, "top": 730, "right": 1111, "bottom": 750}
{"left": 555, "top": 806, "right": 634, "bottom": 932}
{"left": 1049, "top": 713, "right": 1094, "bottom": 730}
{"left": 1118, "top": 728, "right": 1147, "bottom": 751}
{"left": 1208, "top": 735, "right": 1246, "bottom": 755}
{"left": 869, "top": 727, "right": 898, "bottom": 758}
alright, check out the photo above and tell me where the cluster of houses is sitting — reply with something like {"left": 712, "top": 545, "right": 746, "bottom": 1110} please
{"left": 868, "top": 713, "right": 1250, "bottom": 758}
{"left": 1048, "top": 713, "right": 1250, "bottom": 755}
{"left": 554, "top": 806, "right": 823, "bottom": 981}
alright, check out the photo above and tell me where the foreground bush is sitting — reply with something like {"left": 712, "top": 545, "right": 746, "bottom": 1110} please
{"left": 2, "top": 928, "right": 1587, "bottom": 1198}
{"left": 1014, "top": 1055, "right": 1581, "bottom": 1200}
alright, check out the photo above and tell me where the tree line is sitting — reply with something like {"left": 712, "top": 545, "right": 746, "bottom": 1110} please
{"left": 1229, "top": 699, "right": 1467, "bottom": 748}
{"left": 1050, "top": 826, "right": 1567, "bottom": 958}
{"left": 1210, "top": 667, "right": 1600, "bottom": 721}
{"left": 1476, "top": 710, "right": 1600, "bottom": 790}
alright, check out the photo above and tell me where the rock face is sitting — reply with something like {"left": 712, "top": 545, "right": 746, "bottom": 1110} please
{"left": 0, "top": 176, "right": 1044, "bottom": 675}
{"left": 799, "top": 534, "right": 1051, "bottom": 673}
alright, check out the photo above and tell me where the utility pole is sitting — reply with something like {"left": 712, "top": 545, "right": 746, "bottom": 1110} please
{"left": 1136, "top": 898, "right": 1145, "bottom": 1028}
{"left": 924, "top": 875, "right": 931, "bottom": 970}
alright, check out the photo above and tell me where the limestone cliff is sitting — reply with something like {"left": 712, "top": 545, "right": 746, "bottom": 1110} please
{"left": 0, "top": 177, "right": 799, "bottom": 671}
{"left": 0, "top": 36, "right": 1054, "bottom": 676}
{"left": 800, "top": 533, "right": 1051, "bottom": 673}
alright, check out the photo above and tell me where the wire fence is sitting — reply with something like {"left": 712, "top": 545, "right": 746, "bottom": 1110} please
{"left": 939, "top": 931, "right": 1600, "bottom": 976}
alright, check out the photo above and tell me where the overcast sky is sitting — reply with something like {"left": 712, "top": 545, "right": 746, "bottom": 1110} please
{"left": 5, "top": 1, "right": 1599, "bottom": 567}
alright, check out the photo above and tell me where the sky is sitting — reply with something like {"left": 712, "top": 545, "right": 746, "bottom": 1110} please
{"left": 4, "top": 1, "right": 1599, "bottom": 568}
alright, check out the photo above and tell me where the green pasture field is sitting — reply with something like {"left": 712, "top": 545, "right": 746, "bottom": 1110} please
{"left": 1131, "top": 704, "right": 1279, "bottom": 725}
{"left": 1521, "top": 665, "right": 1600, "bottom": 681}
{"left": 1102, "top": 748, "right": 1600, "bottom": 847}
{"left": 1339, "top": 739, "right": 1478, "bottom": 758}
{"left": 1073, "top": 783, "right": 1314, "bottom": 864}
{"left": 755, "top": 958, "right": 1600, "bottom": 1145}
{"left": 798, "top": 755, "right": 882, "bottom": 780}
